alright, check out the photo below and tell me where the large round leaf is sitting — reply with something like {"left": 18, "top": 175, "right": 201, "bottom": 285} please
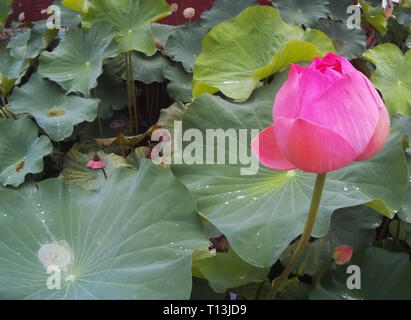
{"left": 391, "top": 115, "right": 411, "bottom": 223}
{"left": 83, "top": 0, "right": 171, "bottom": 55}
{"left": 200, "top": 0, "right": 259, "bottom": 29}
{"left": 9, "top": 74, "right": 99, "bottom": 141}
{"left": 164, "top": 64, "right": 193, "bottom": 103}
{"left": 271, "top": 0, "right": 330, "bottom": 27}
{"left": 364, "top": 44, "right": 411, "bottom": 115}
{"left": 310, "top": 247, "right": 411, "bottom": 300}
{"left": 171, "top": 77, "right": 408, "bottom": 268}
{"left": 0, "top": 161, "right": 209, "bottom": 299}
{"left": 0, "top": 1, "right": 12, "bottom": 32}
{"left": 38, "top": 24, "right": 118, "bottom": 97}
{"left": 0, "top": 118, "right": 53, "bottom": 187}
{"left": 314, "top": 19, "right": 366, "bottom": 60}
{"left": 192, "top": 6, "right": 335, "bottom": 100}
{"left": 108, "top": 51, "right": 171, "bottom": 84}
{"left": 328, "top": 0, "right": 354, "bottom": 22}
{"left": 166, "top": 25, "right": 209, "bottom": 73}
{"left": 193, "top": 249, "right": 269, "bottom": 293}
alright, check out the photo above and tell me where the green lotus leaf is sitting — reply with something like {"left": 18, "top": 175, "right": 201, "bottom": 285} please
{"left": 328, "top": 0, "right": 354, "bottom": 22}
{"left": 166, "top": 25, "right": 209, "bottom": 73}
{"left": 126, "top": 147, "right": 150, "bottom": 170}
{"left": 280, "top": 238, "right": 331, "bottom": 278}
{"left": 193, "top": 6, "right": 335, "bottom": 100}
{"left": 157, "top": 101, "right": 188, "bottom": 134}
{"left": 53, "top": 0, "right": 83, "bottom": 29}
{"left": 109, "top": 51, "right": 171, "bottom": 84}
{"left": 0, "top": 52, "right": 30, "bottom": 95}
{"left": 310, "top": 247, "right": 411, "bottom": 299}
{"left": 363, "top": 44, "right": 411, "bottom": 115}
{"left": 62, "top": 0, "right": 89, "bottom": 14}
{"left": 0, "top": 1, "right": 12, "bottom": 33}
{"left": 193, "top": 249, "right": 269, "bottom": 293}
{"left": 151, "top": 23, "right": 183, "bottom": 48}
{"left": 38, "top": 24, "right": 118, "bottom": 97}
{"left": 62, "top": 148, "right": 129, "bottom": 189}
{"left": 171, "top": 77, "right": 408, "bottom": 268}
{"left": 391, "top": 115, "right": 411, "bottom": 223}
{"left": 95, "top": 67, "right": 127, "bottom": 119}
{"left": 328, "top": 205, "right": 382, "bottom": 249}
{"left": 164, "top": 64, "right": 193, "bottom": 103}
{"left": 271, "top": 0, "right": 330, "bottom": 26}
{"left": 275, "top": 278, "right": 312, "bottom": 300}
{"left": 9, "top": 74, "right": 99, "bottom": 141}
{"left": 200, "top": 0, "right": 259, "bottom": 29}
{"left": 0, "top": 118, "right": 53, "bottom": 187}
{"left": 397, "top": 7, "right": 411, "bottom": 27}
{"left": 83, "top": 0, "right": 171, "bottom": 55}
{"left": 359, "top": 0, "right": 388, "bottom": 35}
{"left": 0, "top": 161, "right": 209, "bottom": 299}
{"left": 314, "top": 19, "right": 366, "bottom": 60}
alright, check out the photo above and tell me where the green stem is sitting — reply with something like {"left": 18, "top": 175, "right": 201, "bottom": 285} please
{"left": 124, "top": 52, "right": 135, "bottom": 135}
{"left": 92, "top": 88, "right": 104, "bottom": 139}
{"left": 313, "top": 260, "right": 333, "bottom": 288}
{"left": 254, "top": 280, "right": 266, "bottom": 300}
{"left": 270, "top": 173, "right": 327, "bottom": 298}
{"left": 128, "top": 52, "right": 139, "bottom": 135}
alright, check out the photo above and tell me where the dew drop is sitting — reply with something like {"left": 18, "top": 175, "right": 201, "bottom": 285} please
{"left": 252, "top": 197, "right": 258, "bottom": 201}
{"left": 237, "top": 195, "right": 245, "bottom": 200}
{"left": 343, "top": 187, "right": 348, "bottom": 191}
{"left": 224, "top": 201, "right": 229, "bottom": 205}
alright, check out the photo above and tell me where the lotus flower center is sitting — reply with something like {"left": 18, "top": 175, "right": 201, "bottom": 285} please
{"left": 47, "top": 109, "right": 65, "bottom": 118}
{"left": 38, "top": 242, "right": 73, "bottom": 269}
{"left": 286, "top": 170, "right": 296, "bottom": 178}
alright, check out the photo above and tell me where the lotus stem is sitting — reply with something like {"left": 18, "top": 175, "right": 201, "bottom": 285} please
{"left": 124, "top": 52, "right": 135, "bottom": 135}
{"left": 270, "top": 173, "right": 327, "bottom": 298}
{"left": 101, "top": 168, "right": 107, "bottom": 180}
{"left": 128, "top": 51, "right": 139, "bottom": 135}
{"left": 92, "top": 88, "right": 104, "bottom": 139}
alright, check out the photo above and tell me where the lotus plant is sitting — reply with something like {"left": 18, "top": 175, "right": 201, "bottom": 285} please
{"left": 252, "top": 52, "right": 390, "bottom": 295}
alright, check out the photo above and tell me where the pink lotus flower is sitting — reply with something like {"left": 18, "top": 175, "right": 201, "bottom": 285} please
{"left": 251, "top": 52, "right": 390, "bottom": 173}
{"left": 333, "top": 245, "right": 354, "bottom": 265}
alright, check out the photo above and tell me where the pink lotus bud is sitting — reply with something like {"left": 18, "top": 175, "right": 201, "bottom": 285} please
{"left": 18, "top": 12, "right": 25, "bottom": 22}
{"left": 251, "top": 52, "right": 390, "bottom": 173}
{"left": 87, "top": 154, "right": 106, "bottom": 170}
{"left": 183, "top": 7, "right": 195, "bottom": 19}
{"left": 333, "top": 245, "right": 353, "bottom": 265}
{"left": 170, "top": 3, "right": 178, "bottom": 13}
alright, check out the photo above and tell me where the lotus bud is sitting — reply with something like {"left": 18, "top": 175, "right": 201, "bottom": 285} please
{"left": 18, "top": 12, "right": 25, "bottom": 22}
{"left": 332, "top": 245, "right": 353, "bottom": 265}
{"left": 170, "top": 3, "right": 178, "bottom": 13}
{"left": 87, "top": 154, "right": 107, "bottom": 179}
{"left": 183, "top": 7, "right": 195, "bottom": 19}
